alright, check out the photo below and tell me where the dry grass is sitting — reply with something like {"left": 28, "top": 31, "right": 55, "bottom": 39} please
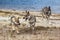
{"left": 0, "top": 10, "right": 60, "bottom": 40}
{"left": 0, "top": 24, "right": 60, "bottom": 40}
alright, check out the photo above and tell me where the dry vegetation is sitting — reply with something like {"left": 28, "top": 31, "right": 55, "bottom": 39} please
{"left": 0, "top": 10, "right": 60, "bottom": 40}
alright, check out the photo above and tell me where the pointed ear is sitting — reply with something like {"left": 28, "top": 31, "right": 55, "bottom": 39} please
{"left": 26, "top": 10, "right": 28, "bottom": 13}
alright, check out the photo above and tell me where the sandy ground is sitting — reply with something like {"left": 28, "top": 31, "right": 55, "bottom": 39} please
{"left": 0, "top": 24, "right": 60, "bottom": 40}
{"left": 0, "top": 10, "right": 60, "bottom": 40}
